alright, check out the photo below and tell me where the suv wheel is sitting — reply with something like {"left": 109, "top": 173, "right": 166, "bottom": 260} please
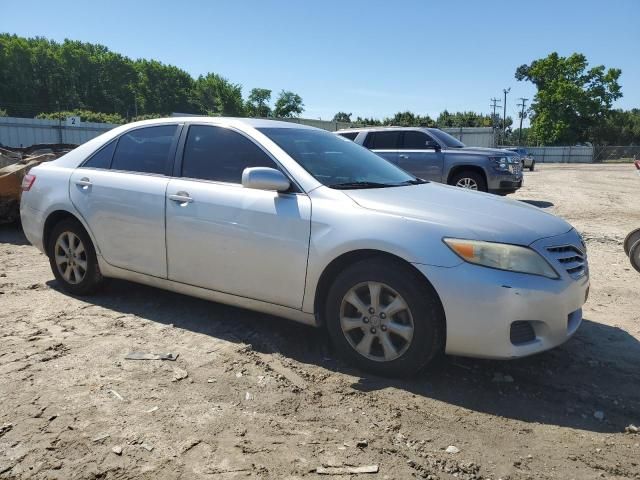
{"left": 48, "top": 218, "right": 104, "bottom": 295}
{"left": 450, "top": 170, "right": 487, "bottom": 192}
{"left": 325, "top": 258, "right": 444, "bottom": 377}
{"left": 529, "top": 160, "right": 536, "bottom": 172}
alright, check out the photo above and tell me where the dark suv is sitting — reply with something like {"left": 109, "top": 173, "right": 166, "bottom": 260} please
{"left": 337, "top": 127, "right": 523, "bottom": 195}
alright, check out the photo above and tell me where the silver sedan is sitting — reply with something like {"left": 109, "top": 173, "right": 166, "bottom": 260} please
{"left": 20, "top": 118, "right": 589, "bottom": 376}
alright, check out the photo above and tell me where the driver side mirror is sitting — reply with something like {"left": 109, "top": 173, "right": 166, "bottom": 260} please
{"left": 242, "top": 167, "right": 291, "bottom": 192}
{"left": 425, "top": 140, "right": 441, "bottom": 151}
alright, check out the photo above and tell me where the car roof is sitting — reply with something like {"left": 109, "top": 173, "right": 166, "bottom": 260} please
{"left": 336, "top": 126, "right": 441, "bottom": 133}
{"left": 124, "top": 116, "right": 317, "bottom": 130}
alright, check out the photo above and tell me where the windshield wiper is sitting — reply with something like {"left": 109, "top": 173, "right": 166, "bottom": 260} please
{"left": 398, "top": 178, "right": 428, "bottom": 185}
{"left": 327, "top": 181, "right": 395, "bottom": 190}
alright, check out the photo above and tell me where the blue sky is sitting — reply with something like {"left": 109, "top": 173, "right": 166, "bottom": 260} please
{"left": 2, "top": 0, "right": 639, "bottom": 123}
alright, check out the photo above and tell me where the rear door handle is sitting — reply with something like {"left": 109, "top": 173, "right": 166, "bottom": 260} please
{"left": 398, "top": 154, "right": 409, "bottom": 159}
{"left": 168, "top": 192, "right": 193, "bottom": 204}
{"left": 75, "top": 177, "right": 92, "bottom": 188}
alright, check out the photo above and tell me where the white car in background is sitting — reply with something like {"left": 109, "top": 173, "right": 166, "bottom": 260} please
{"left": 20, "top": 118, "right": 588, "bottom": 376}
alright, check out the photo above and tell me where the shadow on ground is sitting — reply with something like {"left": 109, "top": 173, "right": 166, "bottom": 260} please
{"left": 519, "top": 199, "right": 555, "bottom": 209}
{"left": 0, "top": 222, "right": 30, "bottom": 246}
{"left": 45, "top": 271, "right": 640, "bottom": 435}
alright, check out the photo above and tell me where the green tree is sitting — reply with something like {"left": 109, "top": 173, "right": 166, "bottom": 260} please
{"left": 589, "top": 108, "right": 640, "bottom": 145}
{"left": 245, "top": 88, "right": 272, "bottom": 117}
{"left": 0, "top": 108, "right": 7, "bottom": 117}
{"left": 515, "top": 52, "right": 622, "bottom": 145}
{"left": 383, "top": 111, "right": 435, "bottom": 127}
{"left": 273, "top": 90, "right": 304, "bottom": 118}
{"left": 333, "top": 112, "right": 352, "bottom": 122}
{"left": 191, "top": 73, "right": 244, "bottom": 116}
{"left": 354, "top": 116, "right": 382, "bottom": 126}
{"left": 135, "top": 60, "right": 194, "bottom": 115}
{"left": 437, "top": 110, "right": 496, "bottom": 128}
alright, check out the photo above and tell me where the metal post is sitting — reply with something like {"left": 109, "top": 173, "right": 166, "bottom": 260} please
{"left": 502, "top": 87, "right": 510, "bottom": 145}
{"left": 517, "top": 98, "right": 528, "bottom": 147}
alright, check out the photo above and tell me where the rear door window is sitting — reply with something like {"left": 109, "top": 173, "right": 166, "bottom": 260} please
{"left": 181, "top": 125, "right": 278, "bottom": 184}
{"left": 401, "top": 131, "right": 433, "bottom": 150}
{"left": 111, "top": 125, "right": 178, "bottom": 175}
{"left": 364, "top": 131, "right": 401, "bottom": 149}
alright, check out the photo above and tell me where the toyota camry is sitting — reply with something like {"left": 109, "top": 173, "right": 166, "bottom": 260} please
{"left": 20, "top": 118, "right": 589, "bottom": 376}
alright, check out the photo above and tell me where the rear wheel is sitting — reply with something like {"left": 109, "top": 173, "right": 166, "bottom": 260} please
{"left": 325, "top": 258, "right": 444, "bottom": 377}
{"left": 48, "top": 218, "right": 103, "bottom": 295}
{"left": 450, "top": 170, "right": 487, "bottom": 192}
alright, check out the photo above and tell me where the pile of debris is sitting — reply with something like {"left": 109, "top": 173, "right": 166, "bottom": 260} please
{"left": 0, "top": 144, "right": 76, "bottom": 224}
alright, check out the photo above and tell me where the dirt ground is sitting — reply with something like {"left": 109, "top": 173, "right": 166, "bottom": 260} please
{"left": 1, "top": 163, "right": 639, "bottom": 480}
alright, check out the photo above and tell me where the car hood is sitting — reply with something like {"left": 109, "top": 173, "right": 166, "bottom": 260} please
{"left": 343, "top": 183, "right": 572, "bottom": 246}
{"left": 447, "top": 146, "right": 519, "bottom": 157}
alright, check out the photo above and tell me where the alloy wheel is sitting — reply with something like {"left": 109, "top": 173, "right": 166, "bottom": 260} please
{"left": 340, "top": 281, "right": 414, "bottom": 362}
{"left": 455, "top": 177, "right": 478, "bottom": 190}
{"left": 54, "top": 231, "right": 88, "bottom": 285}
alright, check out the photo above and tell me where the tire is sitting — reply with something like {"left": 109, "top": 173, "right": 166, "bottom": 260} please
{"left": 450, "top": 170, "right": 487, "bottom": 192}
{"left": 47, "top": 217, "right": 103, "bottom": 295}
{"left": 630, "top": 240, "right": 640, "bottom": 273}
{"left": 529, "top": 161, "right": 535, "bottom": 172}
{"left": 325, "top": 258, "right": 444, "bottom": 377}
{"left": 624, "top": 228, "right": 640, "bottom": 257}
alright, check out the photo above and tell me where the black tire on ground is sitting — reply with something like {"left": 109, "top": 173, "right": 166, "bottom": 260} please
{"left": 47, "top": 217, "right": 104, "bottom": 295}
{"left": 529, "top": 161, "right": 535, "bottom": 172}
{"left": 624, "top": 228, "right": 640, "bottom": 257}
{"left": 449, "top": 170, "right": 487, "bottom": 192}
{"left": 630, "top": 240, "right": 640, "bottom": 273}
{"left": 325, "top": 258, "right": 445, "bottom": 377}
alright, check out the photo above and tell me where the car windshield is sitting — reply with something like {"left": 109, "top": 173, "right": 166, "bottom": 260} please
{"left": 258, "top": 127, "right": 421, "bottom": 189}
{"left": 428, "top": 129, "right": 466, "bottom": 148}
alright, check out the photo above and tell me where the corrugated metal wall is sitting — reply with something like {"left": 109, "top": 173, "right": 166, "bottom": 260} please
{"left": 527, "top": 146, "right": 594, "bottom": 163}
{"left": 0, "top": 116, "right": 497, "bottom": 149}
{"left": 441, "top": 127, "right": 495, "bottom": 148}
{"left": 0, "top": 117, "right": 116, "bottom": 147}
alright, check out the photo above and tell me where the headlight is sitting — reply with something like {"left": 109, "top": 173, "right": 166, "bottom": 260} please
{"left": 443, "top": 238, "right": 559, "bottom": 279}
{"left": 490, "top": 156, "right": 518, "bottom": 173}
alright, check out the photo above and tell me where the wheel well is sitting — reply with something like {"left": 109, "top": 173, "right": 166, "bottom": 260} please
{"left": 447, "top": 165, "right": 487, "bottom": 185}
{"left": 313, "top": 249, "right": 446, "bottom": 341}
{"left": 42, "top": 210, "right": 83, "bottom": 257}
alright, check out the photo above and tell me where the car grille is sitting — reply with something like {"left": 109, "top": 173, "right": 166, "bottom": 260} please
{"left": 509, "top": 162, "right": 522, "bottom": 175}
{"left": 546, "top": 244, "right": 587, "bottom": 278}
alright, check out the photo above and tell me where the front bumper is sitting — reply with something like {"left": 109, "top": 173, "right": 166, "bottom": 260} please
{"left": 413, "top": 233, "right": 589, "bottom": 359}
{"left": 488, "top": 171, "right": 523, "bottom": 194}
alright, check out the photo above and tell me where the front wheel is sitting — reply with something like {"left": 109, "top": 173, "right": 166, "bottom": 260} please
{"left": 630, "top": 240, "right": 640, "bottom": 273}
{"left": 325, "top": 258, "right": 444, "bottom": 377}
{"left": 450, "top": 170, "right": 487, "bottom": 192}
{"left": 48, "top": 218, "right": 104, "bottom": 295}
{"left": 529, "top": 161, "right": 536, "bottom": 172}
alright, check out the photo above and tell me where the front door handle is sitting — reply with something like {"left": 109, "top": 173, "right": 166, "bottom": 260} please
{"left": 398, "top": 154, "right": 409, "bottom": 159}
{"left": 168, "top": 192, "right": 193, "bottom": 204}
{"left": 75, "top": 177, "right": 92, "bottom": 188}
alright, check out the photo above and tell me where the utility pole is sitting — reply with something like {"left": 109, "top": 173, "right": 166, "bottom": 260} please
{"left": 490, "top": 98, "right": 501, "bottom": 148}
{"left": 516, "top": 97, "right": 529, "bottom": 147}
{"left": 502, "top": 87, "right": 510, "bottom": 145}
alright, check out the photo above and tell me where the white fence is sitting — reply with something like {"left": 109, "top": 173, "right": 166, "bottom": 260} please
{"left": 0, "top": 115, "right": 497, "bottom": 149}
{"left": 527, "top": 146, "right": 594, "bottom": 163}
